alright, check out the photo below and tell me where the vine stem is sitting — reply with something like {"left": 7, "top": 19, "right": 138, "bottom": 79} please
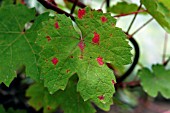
{"left": 126, "top": 3, "right": 142, "bottom": 34}
{"left": 131, "top": 18, "right": 153, "bottom": 36}
{"left": 162, "top": 33, "right": 168, "bottom": 63}
{"left": 106, "top": 0, "right": 110, "bottom": 8}
{"left": 70, "top": 0, "right": 78, "bottom": 14}
{"left": 100, "top": 0, "right": 106, "bottom": 9}
{"left": 68, "top": 0, "right": 86, "bottom": 8}
{"left": 37, "top": 0, "right": 75, "bottom": 21}
{"left": 114, "top": 10, "right": 147, "bottom": 18}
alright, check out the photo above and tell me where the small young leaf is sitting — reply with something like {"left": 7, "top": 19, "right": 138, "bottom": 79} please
{"left": 108, "top": 2, "right": 141, "bottom": 14}
{"left": 141, "top": 0, "right": 170, "bottom": 33}
{"left": 138, "top": 64, "right": 170, "bottom": 99}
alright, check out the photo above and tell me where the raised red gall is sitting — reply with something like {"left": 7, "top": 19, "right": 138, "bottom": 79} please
{"left": 51, "top": 57, "right": 59, "bottom": 65}
{"left": 78, "top": 9, "right": 86, "bottom": 19}
{"left": 98, "top": 95, "right": 104, "bottom": 100}
{"left": 92, "top": 32, "right": 100, "bottom": 44}
{"left": 54, "top": 22, "right": 59, "bottom": 29}
{"left": 78, "top": 41, "right": 85, "bottom": 52}
{"left": 97, "top": 57, "right": 104, "bottom": 66}
{"left": 46, "top": 36, "right": 51, "bottom": 41}
{"left": 101, "top": 16, "right": 107, "bottom": 23}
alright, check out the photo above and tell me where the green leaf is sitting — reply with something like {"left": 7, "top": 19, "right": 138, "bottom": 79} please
{"left": 141, "top": 0, "right": 170, "bottom": 33}
{"left": 138, "top": 64, "right": 170, "bottom": 99}
{"left": 1, "top": 0, "right": 13, "bottom": 7}
{"left": 37, "top": 7, "right": 132, "bottom": 108}
{"left": 26, "top": 75, "right": 96, "bottom": 113}
{"left": 158, "top": 0, "right": 170, "bottom": 10}
{"left": 0, "top": 105, "right": 26, "bottom": 113}
{"left": 0, "top": 5, "right": 36, "bottom": 85}
{"left": 108, "top": 2, "right": 140, "bottom": 14}
{"left": 0, "top": 5, "right": 49, "bottom": 85}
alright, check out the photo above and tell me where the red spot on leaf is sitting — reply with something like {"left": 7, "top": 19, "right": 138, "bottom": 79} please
{"left": 92, "top": 32, "right": 100, "bottom": 44}
{"left": 97, "top": 57, "right": 104, "bottom": 66}
{"left": 54, "top": 22, "right": 59, "bottom": 29}
{"left": 78, "top": 41, "right": 85, "bottom": 52}
{"left": 46, "top": 36, "right": 51, "bottom": 41}
{"left": 21, "top": 0, "right": 25, "bottom": 4}
{"left": 78, "top": 9, "right": 86, "bottom": 19}
{"left": 47, "top": 106, "right": 51, "bottom": 110}
{"left": 112, "top": 80, "right": 115, "bottom": 85}
{"left": 98, "top": 95, "right": 104, "bottom": 100}
{"left": 66, "top": 69, "right": 70, "bottom": 73}
{"left": 70, "top": 55, "right": 74, "bottom": 58}
{"left": 101, "top": 16, "right": 107, "bottom": 23}
{"left": 51, "top": 57, "right": 59, "bottom": 65}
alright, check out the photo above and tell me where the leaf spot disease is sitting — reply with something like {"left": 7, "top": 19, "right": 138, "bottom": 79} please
{"left": 92, "top": 32, "right": 100, "bottom": 44}
{"left": 46, "top": 36, "right": 51, "bottom": 41}
{"left": 70, "top": 55, "right": 74, "bottom": 58}
{"left": 66, "top": 69, "right": 70, "bottom": 73}
{"left": 97, "top": 57, "right": 104, "bottom": 66}
{"left": 112, "top": 80, "right": 115, "bottom": 85}
{"left": 78, "top": 9, "right": 86, "bottom": 19}
{"left": 98, "top": 95, "right": 104, "bottom": 100}
{"left": 54, "top": 22, "right": 59, "bottom": 29}
{"left": 101, "top": 16, "right": 107, "bottom": 23}
{"left": 47, "top": 106, "right": 51, "bottom": 110}
{"left": 51, "top": 57, "right": 59, "bottom": 65}
{"left": 78, "top": 41, "right": 85, "bottom": 52}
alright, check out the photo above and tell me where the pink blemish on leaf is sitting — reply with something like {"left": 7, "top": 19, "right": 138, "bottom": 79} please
{"left": 51, "top": 57, "right": 59, "bottom": 65}
{"left": 97, "top": 57, "right": 104, "bottom": 66}
{"left": 46, "top": 36, "right": 51, "bottom": 41}
{"left": 78, "top": 9, "right": 86, "bottom": 19}
{"left": 54, "top": 22, "right": 59, "bottom": 29}
{"left": 98, "top": 95, "right": 104, "bottom": 100}
{"left": 66, "top": 69, "right": 70, "bottom": 73}
{"left": 21, "top": 0, "right": 25, "bottom": 4}
{"left": 92, "top": 32, "right": 100, "bottom": 44}
{"left": 101, "top": 16, "right": 107, "bottom": 23}
{"left": 78, "top": 41, "right": 85, "bottom": 52}
{"left": 112, "top": 80, "right": 115, "bottom": 85}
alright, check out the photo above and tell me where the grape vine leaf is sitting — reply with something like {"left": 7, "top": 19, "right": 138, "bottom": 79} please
{"left": 141, "top": 0, "right": 170, "bottom": 33}
{"left": 26, "top": 75, "right": 96, "bottom": 113}
{"left": 108, "top": 2, "right": 141, "bottom": 14}
{"left": 138, "top": 64, "right": 170, "bottom": 98}
{"left": 0, "top": 5, "right": 49, "bottom": 86}
{"left": 158, "top": 0, "right": 170, "bottom": 10}
{"left": 37, "top": 7, "right": 132, "bottom": 107}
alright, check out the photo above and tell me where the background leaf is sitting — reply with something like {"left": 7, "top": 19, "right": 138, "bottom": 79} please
{"left": 108, "top": 2, "right": 140, "bottom": 14}
{"left": 26, "top": 75, "right": 96, "bottom": 113}
{"left": 138, "top": 64, "right": 170, "bottom": 98}
{"left": 0, "top": 5, "right": 39, "bottom": 85}
{"left": 141, "top": 0, "right": 170, "bottom": 33}
{"left": 0, "top": 105, "right": 26, "bottom": 113}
